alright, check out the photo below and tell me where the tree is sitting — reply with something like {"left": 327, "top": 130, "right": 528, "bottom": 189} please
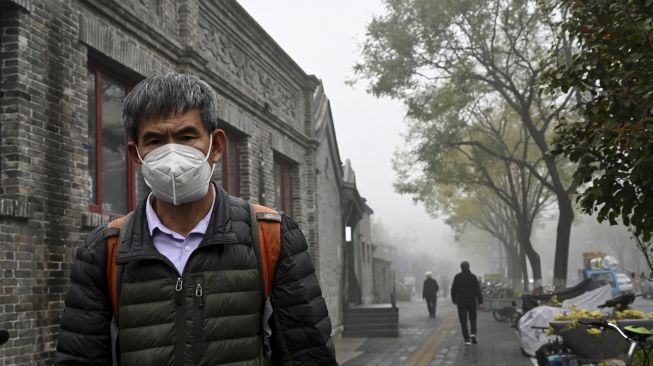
{"left": 447, "top": 190, "right": 532, "bottom": 290}
{"left": 392, "top": 99, "right": 553, "bottom": 285}
{"left": 544, "top": 0, "right": 653, "bottom": 273}
{"left": 353, "top": 0, "right": 577, "bottom": 286}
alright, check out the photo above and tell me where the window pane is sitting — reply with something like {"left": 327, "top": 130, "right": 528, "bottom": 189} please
{"left": 283, "top": 163, "right": 293, "bottom": 216}
{"left": 273, "top": 160, "right": 282, "bottom": 211}
{"left": 213, "top": 135, "right": 239, "bottom": 195}
{"left": 87, "top": 70, "right": 98, "bottom": 205}
{"left": 101, "top": 75, "right": 128, "bottom": 214}
{"left": 227, "top": 138, "right": 239, "bottom": 195}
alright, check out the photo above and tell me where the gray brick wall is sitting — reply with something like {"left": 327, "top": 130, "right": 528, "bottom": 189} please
{"left": 313, "top": 86, "right": 345, "bottom": 333}
{"left": 1, "top": 1, "right": 88, "bottom": 363}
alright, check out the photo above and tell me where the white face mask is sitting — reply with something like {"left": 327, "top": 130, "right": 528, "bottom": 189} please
{"left": 137, "top": 136, "right": 215, "bottom": 206}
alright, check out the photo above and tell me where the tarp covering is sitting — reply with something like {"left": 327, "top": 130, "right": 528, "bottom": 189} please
{"left": 517, "top": 305, "right": 564, "bottom": 356}
{"left": 517, "top": 285, "right": 613, "bottom": 356}
{"left": 561, "top": 284, "right": 612, "bottom": 310}
{"left": 521, "top": 279, "right": 597, "bottom": 313}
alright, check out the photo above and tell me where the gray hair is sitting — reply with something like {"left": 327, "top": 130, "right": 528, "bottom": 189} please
{"left": 122, "top": 72, "right": 219, "bottom": 141}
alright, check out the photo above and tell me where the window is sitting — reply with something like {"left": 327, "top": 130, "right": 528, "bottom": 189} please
{"left": 87, "top": 67, "right": 136, "bottom": 215}
{"left": 273, "top": 157, "right": 294, "bottom": 216}
{"left": 214, "top": 133, "right": 240, "bottom": 196}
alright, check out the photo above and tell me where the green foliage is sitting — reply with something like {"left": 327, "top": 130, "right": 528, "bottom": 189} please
{"left": 395, "top": 283, "right": 412, "bottom": 301}
{"left": 484, "top": 273, "right": 507, "bottom": 283}
{"left": 544, "top": 0, "right": 653, "bottom": 272}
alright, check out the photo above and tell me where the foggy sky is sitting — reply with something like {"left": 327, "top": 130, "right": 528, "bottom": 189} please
{"left": 237, "top": 1, "right": 457, "bottom": 262}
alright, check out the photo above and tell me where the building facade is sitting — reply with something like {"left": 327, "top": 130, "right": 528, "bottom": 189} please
{"left": 373, "top": 244, "right": 397, "bottom": 304}
{"left": 0, "top": 0, "right": 369, "bottom": 363}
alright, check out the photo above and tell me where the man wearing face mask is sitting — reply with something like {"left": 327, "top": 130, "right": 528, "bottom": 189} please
{"left": 55, "top": 73, "right": 338, "bottom": 366}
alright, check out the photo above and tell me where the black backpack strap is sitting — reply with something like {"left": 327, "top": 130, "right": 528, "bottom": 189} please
{"left": 249, "top": 204, "right": 265, "bottom": 299}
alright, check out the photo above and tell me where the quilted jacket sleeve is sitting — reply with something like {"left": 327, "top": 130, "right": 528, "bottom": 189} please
{"left": 54, "top": 226, "right": 113, "bottom": 366}
{"left": 269, "top": 214, "right": 338, "bottom": 366}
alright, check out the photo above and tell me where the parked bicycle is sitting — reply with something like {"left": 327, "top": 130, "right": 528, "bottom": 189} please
{"left": 492, "top": 300, "right": 522, "bottom": 327}
{"left": 579, "top": 318, "right": 653, "bottom": 366}
{"left": 542, "top": 293, "right": 649, "bottom": 365}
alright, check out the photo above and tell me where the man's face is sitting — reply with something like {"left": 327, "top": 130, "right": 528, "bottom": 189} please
{"left": 128, "top": 109, "right": 226, "bottom": 166}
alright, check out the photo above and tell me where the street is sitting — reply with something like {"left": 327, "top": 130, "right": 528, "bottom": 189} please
{"left": 334, "top": 295, "right": 653, "bottom": 366}
{"left": 335, "top": 299, "right": 532, "bottom": 366}
{"left": 633, "top": 296, "right": 653, "bottom": 313}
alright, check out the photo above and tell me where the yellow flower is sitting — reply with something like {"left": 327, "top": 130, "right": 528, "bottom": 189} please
{"left": 586, "top": 328, "right": 603, "bottom": 336}
{"left": 616, "top": 310, "right": 644, "bottom": 319}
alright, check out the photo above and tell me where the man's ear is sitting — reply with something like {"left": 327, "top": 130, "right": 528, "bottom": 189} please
{"left": 210, "top": 129, "right": 227, "bottom": 164}
{"left": 127, "top": 141, "right": 142, "bottom": 167}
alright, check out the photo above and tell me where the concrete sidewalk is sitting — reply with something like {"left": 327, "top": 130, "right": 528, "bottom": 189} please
{"left": 441, "top": 309, "right": 532, "bottom": 366}
{"left": 335, "top": 300, "right": 534, "bottom": 366}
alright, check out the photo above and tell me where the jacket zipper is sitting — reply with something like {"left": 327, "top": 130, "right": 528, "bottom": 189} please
{"left": 193, "top": 281, "right": 204, "bottom": 363}
{"left": 175, "top": 277, "right": 184, "bottom": 366}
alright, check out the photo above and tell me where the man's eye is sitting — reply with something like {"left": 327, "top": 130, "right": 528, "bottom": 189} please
{"left": 146, "top": 139, "right": 160, "bottom": 146}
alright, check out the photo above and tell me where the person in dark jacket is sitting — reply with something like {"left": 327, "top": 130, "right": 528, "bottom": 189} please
{"left": 55, "top": 73, "right": 338, "bottom": 366}
{"left": 422, "top": 271, "right": 439, "bottom": 318}
{"left": 450, "top": 261, "right": 483, "bottom": 345}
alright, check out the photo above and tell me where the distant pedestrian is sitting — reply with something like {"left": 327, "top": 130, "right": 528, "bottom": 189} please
{"left": 422, "top": 271, "right": 439, "bottom": 318}
{"left": 451, "top": 261, "right": 483, "bottom": 345}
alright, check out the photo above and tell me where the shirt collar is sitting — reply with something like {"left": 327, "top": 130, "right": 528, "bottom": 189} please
{"left": 145, "top": 185, "right": 216, "bottom": 239}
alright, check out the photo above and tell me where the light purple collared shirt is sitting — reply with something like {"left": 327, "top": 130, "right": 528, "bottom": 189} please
{"left": 146, "top": 185, "right": 216, "bottom": 275}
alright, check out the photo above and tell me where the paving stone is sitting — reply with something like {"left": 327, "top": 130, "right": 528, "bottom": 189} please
{"left": 337, "top": 299, "right": 534, "bottom": 366}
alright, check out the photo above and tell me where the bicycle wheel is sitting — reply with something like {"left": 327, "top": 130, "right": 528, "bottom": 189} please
{"left": 492, "top": 309, "right": 508, "bottom": 322}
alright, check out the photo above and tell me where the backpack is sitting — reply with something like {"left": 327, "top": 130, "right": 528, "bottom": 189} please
{"left": 104, "top": 203, "right": 282, "bottom": 318}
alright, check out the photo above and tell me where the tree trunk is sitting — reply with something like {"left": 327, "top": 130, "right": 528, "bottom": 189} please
{"left": 521, "top": 248, "right": 529, "bottom": 292}
{"left": 553, "top": 194, "right": 574, "bottom": 288}
{"left": 517, "top": 217, "right": 541, "bottom": 286}
{"left": 506, "top": 243, "right": 522, "bottom": 290}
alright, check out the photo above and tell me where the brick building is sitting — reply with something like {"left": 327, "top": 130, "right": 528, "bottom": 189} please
{"left": 0, "top": 0, "right": 372, "bottom": 364}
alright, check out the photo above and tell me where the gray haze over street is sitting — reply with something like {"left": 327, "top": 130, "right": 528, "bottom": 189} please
{"left": 236, "top": 1, "right": 650, "bottom": 283}
{"left": 237, "top": 0, "right": 457, "bottom": 263}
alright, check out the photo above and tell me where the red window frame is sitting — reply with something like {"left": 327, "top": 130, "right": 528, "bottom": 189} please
{"left": 274, "top": 157, "right": 294, "bottom": 216}
{"left": 221, "top": 134, "right": 241, "bottom": 196}
{"left": 87, "top": 65, "right": 136, "bottom": 215}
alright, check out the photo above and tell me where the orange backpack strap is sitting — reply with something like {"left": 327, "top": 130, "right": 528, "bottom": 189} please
{"left": 105, "top": 212, "right": 134, "bottom": 319}
{"left": 249, "top": 204, "right": 282, "bottom": 296}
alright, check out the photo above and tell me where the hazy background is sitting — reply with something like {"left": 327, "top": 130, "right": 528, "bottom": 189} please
{"left": 237, "top": 1, "right": 458, "bottom": 263}
{"left": 236, "top": 1, "right": 648, "bottom": 285}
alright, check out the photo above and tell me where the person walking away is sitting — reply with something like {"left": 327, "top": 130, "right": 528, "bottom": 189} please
{"left": 422, "top": 271, "right": 439, "bottom": 318}
{"left": 451, "top": 261, "right": 483, "bottom": 345}
{"left": 54, "top": 73, "right": 337, "bottom": 366}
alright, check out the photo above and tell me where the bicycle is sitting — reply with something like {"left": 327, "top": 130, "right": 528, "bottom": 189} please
{"left": 579, "top": 318, "right": 653, "bottom": 366}
{"left": 545, "top": 293, "right": 653, "bottom": 365}
{"left": 492, "top": 300, "right": 522, "bottom": 326}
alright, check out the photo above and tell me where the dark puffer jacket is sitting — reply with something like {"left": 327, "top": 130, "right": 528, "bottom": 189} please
{"left": 55, "top": 185, "right": 337, "bottom": 366}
